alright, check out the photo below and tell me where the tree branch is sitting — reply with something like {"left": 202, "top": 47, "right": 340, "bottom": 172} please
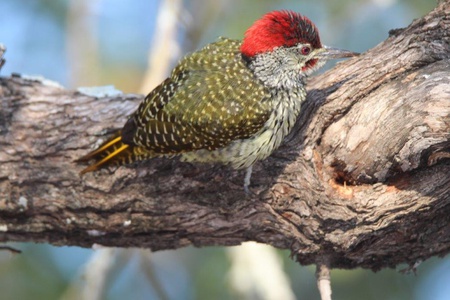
{"left": 0, "top": 2, "right": 449, "bottom": 271}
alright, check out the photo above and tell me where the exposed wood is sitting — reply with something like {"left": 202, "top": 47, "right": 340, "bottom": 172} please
{"left": 0, "top": 2, "right": 449, "bottom": 271}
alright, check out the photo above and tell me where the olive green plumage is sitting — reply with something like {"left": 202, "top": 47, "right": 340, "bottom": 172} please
{"left": 78, "top": 38, "right": 276, "bottom": 174}
{"left": 126, "top": 38, "right": 271, "bottom": 153}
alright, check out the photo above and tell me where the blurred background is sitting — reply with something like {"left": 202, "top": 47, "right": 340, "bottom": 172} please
{"left": 0, "top": 0, "right": 446, "bottom": 299}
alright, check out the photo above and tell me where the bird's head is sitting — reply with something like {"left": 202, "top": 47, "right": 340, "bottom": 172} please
{"left": 241, "top": 11, "right": 358, "bottom": 89}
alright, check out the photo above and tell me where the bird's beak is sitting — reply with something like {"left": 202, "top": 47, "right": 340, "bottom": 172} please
{"left": 317, "top": 46, "right": 359, "bottom": 60}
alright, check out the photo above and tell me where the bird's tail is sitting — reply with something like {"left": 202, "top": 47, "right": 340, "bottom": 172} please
{"left": 77, "top": 131, "right": 151, "bottom": 174}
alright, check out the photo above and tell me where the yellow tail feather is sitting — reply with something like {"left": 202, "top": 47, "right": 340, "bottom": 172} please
{"left": 77, "top": 135, "right": 123, "bottom": 162}
{"left": 77, "top": 132, "right": 131, "bottom": 175}
{"left": 79, "top": 144, "right": 129, "bottom": 175}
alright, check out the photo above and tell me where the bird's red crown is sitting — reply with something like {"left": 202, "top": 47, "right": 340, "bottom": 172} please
{"left": 241, "top": 11, "right": 322, "bottom": 58}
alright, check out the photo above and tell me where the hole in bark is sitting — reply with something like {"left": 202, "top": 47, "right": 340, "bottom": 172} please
{"left": 334, "top": 172, "right": 350, "bottom": 186}
{"left": 330, "top": 159, "right": 357, "bottom": 186}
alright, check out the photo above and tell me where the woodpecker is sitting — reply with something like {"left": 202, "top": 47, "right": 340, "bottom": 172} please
{"left": 78, "top": 10, "right": 358, "bottom": 192}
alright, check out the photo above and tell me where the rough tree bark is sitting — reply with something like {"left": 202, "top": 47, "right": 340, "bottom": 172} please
{"left": 0, "top": 2, "right": 449, "bottom": 271}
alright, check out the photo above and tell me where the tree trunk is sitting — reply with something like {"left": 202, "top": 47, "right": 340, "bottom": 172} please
{"left": 0, "top": 1, "right": 448, "bottom": 271}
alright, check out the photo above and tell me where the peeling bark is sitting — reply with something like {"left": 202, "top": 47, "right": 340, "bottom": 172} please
{"left": 0, "top": 2, "right": 449, "bottom": 271}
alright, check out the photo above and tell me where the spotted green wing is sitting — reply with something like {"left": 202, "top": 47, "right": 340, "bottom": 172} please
{"left": 122, "top": 38, "right": 272, "bottom": 154}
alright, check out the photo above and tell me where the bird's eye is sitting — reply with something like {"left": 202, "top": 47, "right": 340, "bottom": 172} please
{"left": 301, "top": 46, "right": 311, "bottom": 55}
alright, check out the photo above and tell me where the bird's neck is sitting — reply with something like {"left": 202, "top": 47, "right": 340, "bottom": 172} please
{"left": 243, "top": 50, "right": 308, "bottom": 90}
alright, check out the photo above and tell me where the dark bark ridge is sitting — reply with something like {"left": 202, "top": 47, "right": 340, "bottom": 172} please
{"left": 0, "top": 2, "right": 449, "bottom": 271}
